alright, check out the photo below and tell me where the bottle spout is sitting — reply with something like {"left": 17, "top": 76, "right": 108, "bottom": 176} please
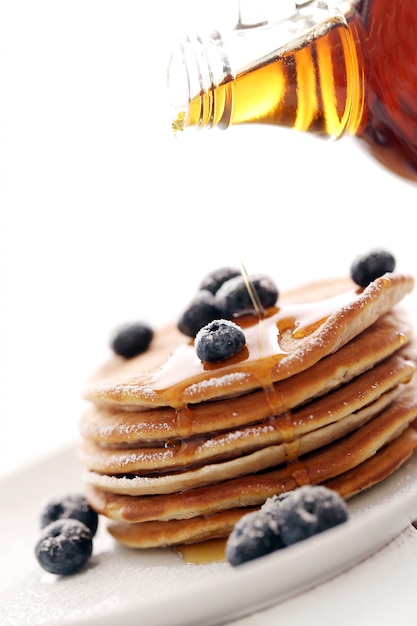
{"left": 168, "top": 31, "right": 234, "bottom": 133}
{"left": 167, "top": 42, "right": 190, "bottom": 133}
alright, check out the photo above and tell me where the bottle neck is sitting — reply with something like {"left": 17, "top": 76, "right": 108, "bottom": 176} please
{"left": 168, "top": 0, "right": 365, "bottom": 139}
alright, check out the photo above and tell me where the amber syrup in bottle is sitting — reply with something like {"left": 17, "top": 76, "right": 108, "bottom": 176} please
{"left": 168, "top": 0, "right": 417, "bottom": 182}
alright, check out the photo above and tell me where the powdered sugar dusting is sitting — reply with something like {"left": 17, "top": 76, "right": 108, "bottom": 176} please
{"left": 185, "top": 372, "right": 249, "bottom": 398}
{"left": 83, "top": 382, "right": 160, "bottom": 404}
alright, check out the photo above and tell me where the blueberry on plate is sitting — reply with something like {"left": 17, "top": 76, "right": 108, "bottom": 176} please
{"left": 195, "top": 319, "right": 246, "bottom": 362}
{"left": 278, "top": 485, "right": 348, "bottom": 547}
{"left": 350, "top": 248, "right": 396, "bottom": 287}
{"left": 215, "top": 274, "right": 278, "bottom": 317}
{"left": 177, "top": 290, "right": 222, "bottom": 337}
{"left": 111, "top": 322, "right": 154, "bottom": 358}
{"left": 199, "top": 267, "right": 241, "bottom": 294}
{"left": 35, "top": 519, "right": 93, "bottom": 576}
{"left": 259, "top": 492, "right": 292, "bottom": 519}
{"left": 226, "top": 509, "right": 284, "bottom": 566}
{"left": 40, "top": 493, "right": 98, "bottom": 536}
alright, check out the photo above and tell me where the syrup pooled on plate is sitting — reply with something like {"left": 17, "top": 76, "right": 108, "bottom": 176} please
{"left": 174, "top": 538, "right": 227, "bottom": 564}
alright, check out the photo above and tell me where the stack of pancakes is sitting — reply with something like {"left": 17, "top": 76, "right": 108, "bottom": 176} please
{"left": 79, "top": 272, "right": 417, "bottom": 548}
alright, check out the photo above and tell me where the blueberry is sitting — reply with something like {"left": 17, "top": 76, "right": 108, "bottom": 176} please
{"left": 226, "top": 509, "right": 284, "bottom": 566}
{"left": 40, "top": 493, "right": 99, "bottom": 536}
{"left": 35, "top": 519, "right": 93, "bottom": 576}
{"left": 278, "top": 485, "right": 348, "bottom": 546}
{"left": 259, "top": 492, "right": 292, "bottom": 519}
{"left": 111, "top": 322, "right": 153, "bottom": 358}
{"left": 215, "top": 274, "right": 278, "bottom": 317}
{"left": 177, "top": 290, "right": 222, "bottom": 337}
{"left": 199, "top": 267, "right": 241, "bottom": 294}
{"left": 195, "top": 319, "right": 246, "bottom": 362}
{"left": 350, "top": 248, "right": 396, "bottom": 287}
{"left": 226, "top": 488, "right": 348, "bottom": 566}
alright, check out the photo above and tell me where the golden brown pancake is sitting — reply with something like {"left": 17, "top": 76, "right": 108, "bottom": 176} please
{"left": 81, "top": 387, "right": 401, "bottom": 476}
{"left": 105, "top": 420, "right": 417, "bottom": 548}
{"left": 106, "top": 427, "right": 417, "bottom": 552}
{"left": 107, "top": 507, "right": 256, "bottom": 549}
{"left": 79, "top": 308, "right": 413, "bottom": 445}
{"left": 80, "top": 352, "right": 414, "bottom": 476}
{"left": 85, "top": 377, "right": 417, "bottom": 530}
{"left": 82, "top": 274, "right": 414, "bottom": 409}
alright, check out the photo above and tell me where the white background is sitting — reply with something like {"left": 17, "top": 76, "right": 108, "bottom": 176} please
{"left": 1, "top": 0, "right": 416, "bottom": 476}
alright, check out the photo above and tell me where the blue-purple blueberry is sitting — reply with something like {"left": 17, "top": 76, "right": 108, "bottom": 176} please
{"left": 195, "top": 319, "right": 246, "bottom": 362}
{"left": 350, "top": 249, "right": 396, "bottom": 287}
{"left": 111, "top": 322, "right": 153, "bottom": 358}
{"left": 215, "top": 274, "right": 278, "bottom": 317}
{"left": 226, "top": 509, "right": 284, "bottom": 566}
{"left": 226, "top": 486, "right": 349, "bottom": 566}
{"left": 177, "top": 290, "right": 222, "bottom": 337}
{"left": 35, "top": 519, "right": 93, "bottom": 576}
{"left": 278, "top": 485, "right": 348, "bottom": 546}
{"left": 40, "top": 493, "right": 98, "bottom": 536}
{"left": 199, "top": 267, "right": 241, "bottom": 294}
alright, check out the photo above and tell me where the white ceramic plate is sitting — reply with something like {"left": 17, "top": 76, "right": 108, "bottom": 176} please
{"left": 2, "top": 443, "right": 417, "bottom": 626}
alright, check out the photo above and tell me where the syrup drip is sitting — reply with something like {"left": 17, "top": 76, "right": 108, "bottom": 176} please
{"left": 239, "top": 258, "right": 265, "bottom": 320}
{"left": 173, "top": 406, "right": 194, "bottom": 440}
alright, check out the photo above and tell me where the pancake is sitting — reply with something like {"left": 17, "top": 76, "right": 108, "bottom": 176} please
{"left": 82, "top": 273, "right": 414, "bottom": 409}
{"left": 80, "top": 352, "right": 414, "bottom": 475}
{"left": 105, "top": 420, "right": 417, "bottom": 548}
{"left": 106, "top": 429, "right": 417, "bottom": 552}
{"left": 79, "top": 270, "right": 417, "bottom": 549}
{"left": 85, "top": 376, "right": 417, "bottom": 527}
{"left": 107, "top": 507, "right": 257, "bottom": 549}
{"left": 79, "top": 308, "right": 413, "bottom": 445}
{"left": 81, "top": 388, "right": 400, "bottom": 478}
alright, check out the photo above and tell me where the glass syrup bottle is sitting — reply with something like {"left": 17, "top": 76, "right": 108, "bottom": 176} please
{"left": 168, "top": 0, "right": 417, "bottom": 182}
